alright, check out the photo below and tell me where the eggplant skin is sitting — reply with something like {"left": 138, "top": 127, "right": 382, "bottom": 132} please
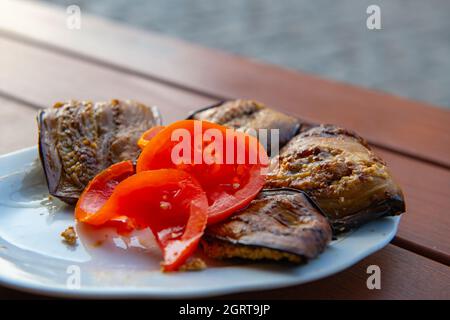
{"left": 202, "top": 189, "right": 332, "bottom": 262}
{"left": 38, "top": 99, "right": 162, "bottom": 204}
{"left": 266, "top": 125, "right": 406, "bottom": 232}
{"left": 190, "top": 99, "right": 300, "bottom": 154}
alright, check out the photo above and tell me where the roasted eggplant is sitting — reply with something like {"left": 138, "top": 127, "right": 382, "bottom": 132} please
{"left": 202, "top": 189, "right": 332, "bottom": 263}
{"left": 38, "top": 99, "right": 161, "bottom": 204}
{"left": 189, "top": 99, "right": 300, "bottom": 154}
{"left": 266, "top": 125, "right": 405, "bottom": 231}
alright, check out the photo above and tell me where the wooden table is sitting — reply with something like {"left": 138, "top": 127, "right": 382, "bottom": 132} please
{"left": 0, "top": 0, "right": 449, "bottom": 300}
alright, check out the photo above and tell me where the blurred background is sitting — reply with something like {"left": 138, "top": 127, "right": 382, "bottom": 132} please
{"left": 37, "top": 0, "right": 450, "bottom": 108}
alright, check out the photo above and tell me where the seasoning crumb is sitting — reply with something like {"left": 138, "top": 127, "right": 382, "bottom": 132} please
{"left": 61, "top": 226, "right": 77, "bottom": 245}
{"left": 179, "top": 258, "right": 207, "bottom": 272}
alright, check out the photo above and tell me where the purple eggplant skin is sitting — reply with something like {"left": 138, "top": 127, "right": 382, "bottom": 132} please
{"left": 188, "top": 99, "right": 301, "bottom": 155}
{"left": 38, "top": 99, "right": 162, "bottom": 205}
{"left": 202, "top": 188, "right": 332, "bottom": 263}
{"left": 267, "top": 124, "right": 406, "bottom": 232}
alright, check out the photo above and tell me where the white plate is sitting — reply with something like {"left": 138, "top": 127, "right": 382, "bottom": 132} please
{"left": 0, "top": 147, "right": 400, "bottom": 298}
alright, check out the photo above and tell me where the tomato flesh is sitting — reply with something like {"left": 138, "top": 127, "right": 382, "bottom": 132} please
{"left": 75, "top": 120, "right": 269, "bottom": 270}
{"left": 137, "top": 126, "right": 165, "bottom": 150}
{"left": 75, "top": 167, "right": 208, "bottom": 271}
{"left": 136, "top": 120, "right": 269, "bottom": 224}
{"left": 75, "top": 160, "right": 135, "bottom": 225}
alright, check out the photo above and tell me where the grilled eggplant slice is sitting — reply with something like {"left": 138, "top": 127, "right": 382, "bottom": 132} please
{"left": 189, "top": 99, "right": 300, "bottom": 154}
{"left": 202, "top": 189, "right": 332, "bottom": 263}
{"left": 38, "top": 99, "right": 161, "bottom": 204}
{"left": 266, "top": 125, "right": 405, "bottom": 232}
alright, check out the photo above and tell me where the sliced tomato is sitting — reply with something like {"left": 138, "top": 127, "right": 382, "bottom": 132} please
{"left": 75, "top": 160, "right": 135, "bottom": 225}
{"left": 76, "top": 167, "right": 208, "bottom": 271}
{"left": 137, "top": 126, "right": 165, "bottom": 150}
{"left": 136, "top": 120, "right": 269, "bottom": 224}
{"left": 104, "top": 216, "right": 137, "bottom": 235}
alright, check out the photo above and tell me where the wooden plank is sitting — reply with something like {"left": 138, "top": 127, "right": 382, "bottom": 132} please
{"left": 0, "top": 245, "right": 448, "bottom": 299}
{"left": 222, "top": 245, "right": 450, "bottom": 300}
{"left": 0, "top": 38, "right": 214, "bottom": 125}
{"left": 374, "top": 148, "right": 450, "bottom": 265}
{"left": 0, "top": 36, "right": 449, "bottom": 263}
{"left": 1, "top": 0, "right": 449, "bottom": 167}
{"left": 0, "top": 97, "right": 37, "bottom": 155}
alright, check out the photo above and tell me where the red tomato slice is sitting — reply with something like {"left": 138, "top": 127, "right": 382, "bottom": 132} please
{"left": 105, "top": 216, "right": 137, "bottom": 235}
{"left": 76, "top": 167, "right": 208, "bottom": 271}
{"left": 136, "top": 120, "right": 269, "bottom": 224}
{"left": 75, "top": 160, "right": 135, "bottom": 225}
{"left": 137, "top": 126, "right": 165, "bottom": 150}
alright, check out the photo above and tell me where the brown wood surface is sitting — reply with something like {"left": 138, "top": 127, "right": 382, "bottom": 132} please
{"left": 373, "top": 148, "right": 450, "bottom": 264}
{"left": 1, "top": 36, "right": 449, "bottom": 265}
{"left": 223, "top": 245, "right": 450, "bottom": 300}
{"left": 0, "top": 37, "right": 213, "bottom": 124}
{"left": 0, "top": 0, "right": 449, "bottom": 300}
{"left": 1, "top": 0, "right": 450, "bottom": 167}
{"left": 0, "top": 97, "right": 38, "bottom": 155}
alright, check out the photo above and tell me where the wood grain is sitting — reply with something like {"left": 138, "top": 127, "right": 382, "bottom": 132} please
{"left": 0, "top": 37, "right": 214, "bottom": 124}
{"left": 374, "top": 148, "right": 450, "bottom": 264}
{"left": 1, "top": 0, "right": 449, "bottom": 167}
{"left": 222, "top": 245, "right": 450, "bottom": 300}
{"left": 0, "top": 36, "right": 449, "bottom": 263}
{"left": 0, "top": 97, "right": 38, "bottom": 155}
